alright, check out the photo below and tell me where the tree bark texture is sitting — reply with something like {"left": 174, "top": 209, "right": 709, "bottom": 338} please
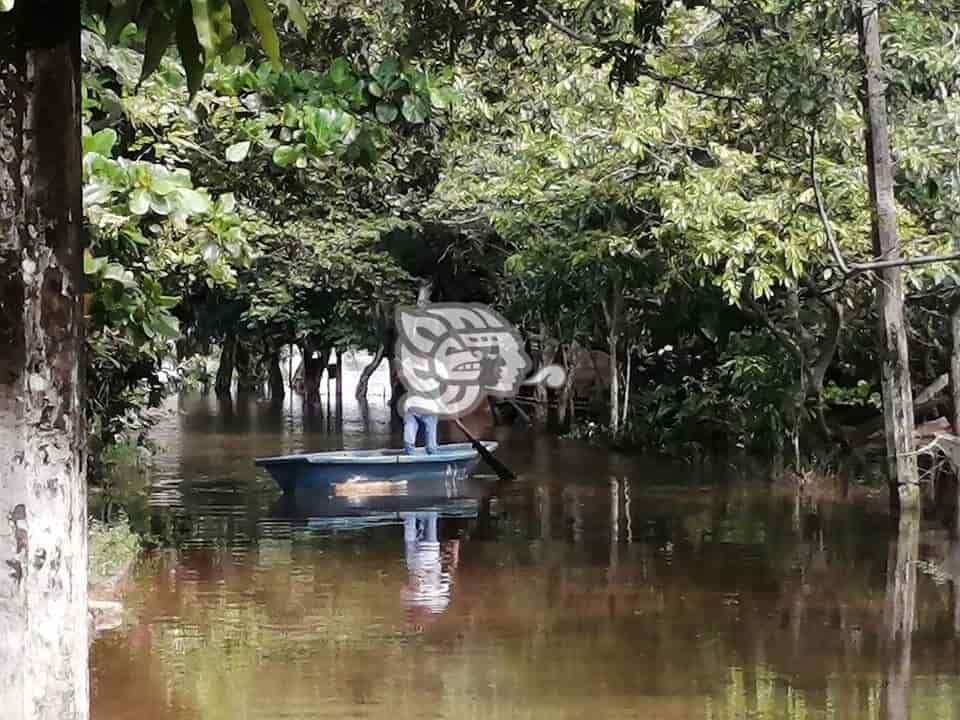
{"left": 267, "top": 351, "right": 284, "bottom": 401}
{"left": 951, "top": 237, "right": 960, "bottom": 435}
{"left": 533, "top": 323, "right": 557, "bottom": 426}
{"left": 556, "top": 341, "right": 580, "bottom": 429}
{"left": 234, "top": 342, "right": 260, "bottom": 395}
{"left": 602, "top": 276, "right": 623, "bottom": 437}
{"left": 355, "top": 343, "right": 384, "bottom": 402}
{"left": 335, "top": 349, "right": 343, "bottom": 417}
{"left": 0, "top": 3, "right": 90, "bottom": 718}
{"left": 214, "top": 336, "right": 235, "bottom": 398}
{"left": 859, "top": 0, "right": 920, "bottom": 510}
{"left": 301, "top": 340, "right": 326, "bottom": 404}
{"left": 881, "top": 510, "right": 919, "bottom": 720}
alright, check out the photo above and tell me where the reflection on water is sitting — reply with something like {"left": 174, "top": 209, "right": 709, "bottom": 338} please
{"left": 402, "top": 513, "right": 460, "bottom": 617}
{"left": 91, "top": 395, "right": 960, "bottom": 720}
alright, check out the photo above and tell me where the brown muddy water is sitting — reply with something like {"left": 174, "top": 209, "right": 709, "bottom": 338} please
{"left": 91, "top": 394, "right": 960, "bottom": 720}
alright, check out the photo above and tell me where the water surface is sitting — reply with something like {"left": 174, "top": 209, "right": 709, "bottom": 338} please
{"left": 91, "top": 394, "right": 960, "bottom": 719}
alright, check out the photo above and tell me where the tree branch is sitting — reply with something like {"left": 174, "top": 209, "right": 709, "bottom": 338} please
{"left": 801, "top": 275, "right": 843, "bottom": 393}
{"left": 535, "top": 6, "right": 744, "bottom": 104}
{"left": 809, "top": 129, "right": 851, "bottom": 275}
{"left": 741, "top": 289, "right": 806, "bottom": 366}
{"left": 809, "top": 128, "right": 960, "bottom": 277}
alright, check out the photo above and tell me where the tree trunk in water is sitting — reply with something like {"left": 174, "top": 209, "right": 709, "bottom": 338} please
{"left": 335, "top": 349, "right": 343, "bottom": 417}
{"left": 267, "top": 352, "right": 284, "bottom": 401}
{"left": 602, "top": 276, "right": 623, "bottom": 437}
{"left": 952, "top": 235, "right": 960, "bottom": 434}
{"left": 621, "top": 344, "right": 632, "bottom": 429}
{"left": 417, "top": 277, "right": 434, "bottom": 306}
{"left": 215, "top": 336, "right": 236, "bottom": 398}
{"left": 881, "top": 510, "right": 919, "bottom": 720}
{"left": 302, "top": 341, "right": 327, "bottom": 404}
{"left": 952, "top": 303, "right": 960, "bottom": 436}
{"left": 859, "top": 0, "right": 920, "bottom": 511}
{"left": 533, "top": 323, "right": 556, "bottom": 426}
{"left": 288, "top": 345, "right": 295, "bottom": 392}
{"left": 608, "top": 337, "right": 619, "bottom": 436}
{"left": 235, "top": 343, "right": 260, "bottom": 395}
{"left": 387, "top": 355, "right": 402, "bottom": 417}
{"left": 557, "top": 341, "right": 579, "bottom": 430}
{"left": 0, "top": 4, "right": 90, "bottom": 718}
{"left": 355, "top": 344, "right": 385, "bottom": 401}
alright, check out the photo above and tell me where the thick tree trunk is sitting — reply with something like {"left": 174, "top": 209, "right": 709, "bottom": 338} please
{"left": 302, "top": 340, "right": 326, "bottom": 404}
{"left": 387, "top": 355, "right": 402, "bottom": 417}
{"left": 214, "top": 336, "right": 235, "bottom": 398}
{"left": 355, "top": 343, "right": 385, "bottom": 401}
{"left": 859, "top": 0, "right": 920, "bottom": 511}
{"left": 267, "top": 352, "right": 284, "bottom": 401}
{"left": 0, "top": 4, "right": 90, "bottom": 719}
{"left": 235, "top": 342, "right": 260, "bottom": 395}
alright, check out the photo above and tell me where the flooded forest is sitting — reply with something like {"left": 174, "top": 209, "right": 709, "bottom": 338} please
{"left": 3, "top": 1, "right": 960, "bottom": 719}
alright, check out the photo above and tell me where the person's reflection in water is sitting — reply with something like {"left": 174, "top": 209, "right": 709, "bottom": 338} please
{"left": 401, "top": 512, "right": 460, "bottom": 622}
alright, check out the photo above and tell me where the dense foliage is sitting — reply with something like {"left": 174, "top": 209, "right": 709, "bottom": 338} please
{"left": 75, "top": 0, "right": 960, "bottom": 474}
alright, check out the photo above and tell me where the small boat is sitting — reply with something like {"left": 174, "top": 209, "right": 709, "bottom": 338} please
{"left": 255, "top": 442, "right": 498, "bottom": 493}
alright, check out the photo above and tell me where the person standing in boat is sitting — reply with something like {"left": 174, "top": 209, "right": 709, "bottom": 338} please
{"left": 403, "top": 409, "right": 439, "bottom": 455}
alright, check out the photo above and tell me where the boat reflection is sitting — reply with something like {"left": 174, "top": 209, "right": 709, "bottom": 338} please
{"left": 270, "top": 476, "right": 490, "bottom": 617}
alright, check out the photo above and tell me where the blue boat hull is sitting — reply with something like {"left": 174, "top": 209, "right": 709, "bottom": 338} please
{"left": 255, "top": 442, "right": 497, "bottom": 493}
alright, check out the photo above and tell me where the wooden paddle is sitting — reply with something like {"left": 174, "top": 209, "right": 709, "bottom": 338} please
{"left": 454, "top": 419, "right": 516, "bottom": 481}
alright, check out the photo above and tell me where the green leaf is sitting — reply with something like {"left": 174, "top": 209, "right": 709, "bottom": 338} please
{"left": 152, "top": 312, "right": 181, "bottom": 339}
{"left": 283, "top": 0, "right": 309, "bottom": 35}
{"left": 225, "top": 140, "right": 251, "bottom": 162}
{"left": 201, "top": 242, "right": 221, "bottom": 263}
{"left": 105, "top": 0, "right": 141, "bottom": 46}
{"left": 243, "top": 0, "right": 281, "bottom": 69}
{"left": 217, "top": 192, "right": 237, "bottom": 213}
{"left": 224, "top": 44, "right": 246, "bottom": 65}
{"left": 178, "top": 188, "right": 211, "bottom": 214}
{"left": 372, "top": 57, "right": 399, "bottom": 84}
{"left": 83, "top": 250, "right": 108, "bottom": 276}
{"left": 150, "top": 194, "right": 172, "bottom": 215}
{"left": 129, "top": 188, "right": 151, "bottom": 215}
{"left": 190, "top": 0, "right": 234, "bottom": 59}
{"left": 177, "top": 2, "right": 206, "bottom": 98}
{"left": 103, "top": 264, "right": 136, "bottom": 288}
{"left": 429, "top": 87, "right": 455, "bottom": 109}
{"left": 82, "top": 128, "right": 118, "bottom": 157}
{"left": 328, "top": 57, "right": 352, "bottom": 87}
{"left": 401, "top": 94, "right": 429, "bottom": 124}
{"left": 375, "top": 102, "right": 398, "bottom": 123}
{"left": 368, "top": 80, "right": 384, "bottom": 98}
{"left": 272, "top": 145, "right": 300, "bottom": 167}
{"left": 140, "top": 5, "right": 178, "bottom": 83}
